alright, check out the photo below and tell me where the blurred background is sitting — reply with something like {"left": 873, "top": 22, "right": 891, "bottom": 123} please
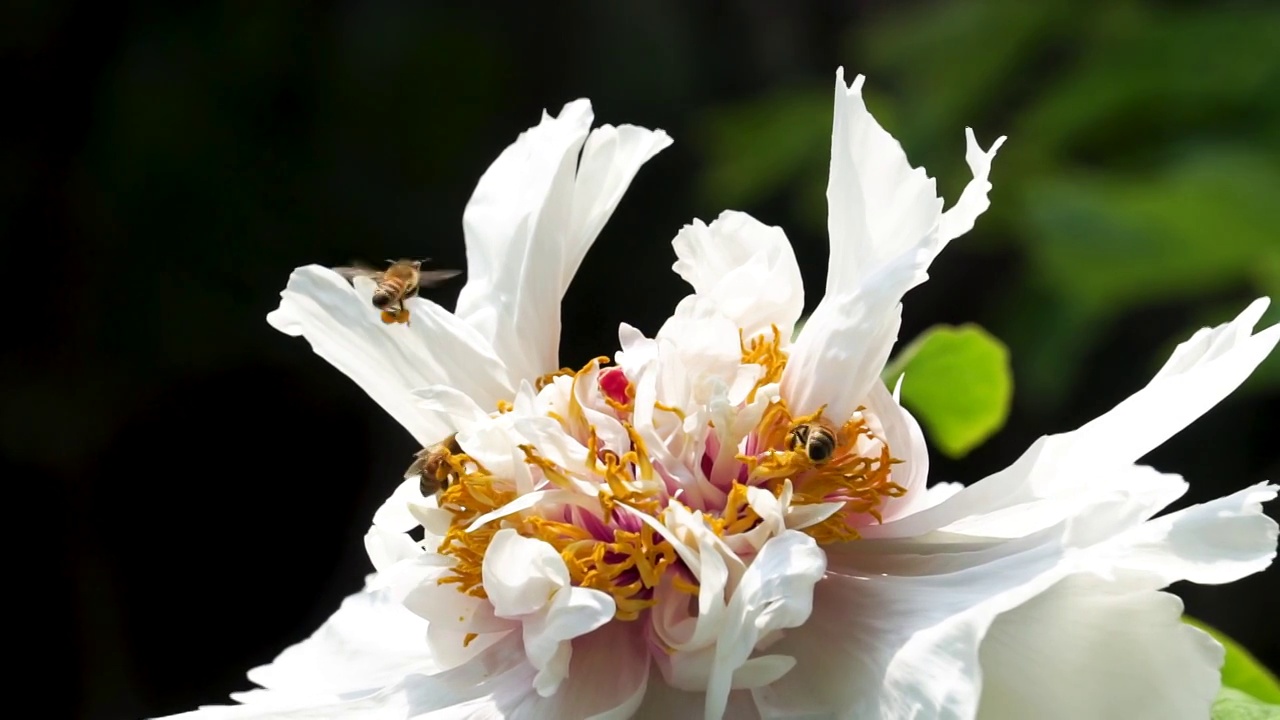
{"left": 5, "top": 0, "right": 1278, "bottom": 717}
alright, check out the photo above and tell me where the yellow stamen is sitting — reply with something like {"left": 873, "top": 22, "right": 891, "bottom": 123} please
{"left": 525, "top": 518, "right": 679, "bottom": 621}
{"left": 710, "top": 482, "right": 763, "bottom": 536}
{"left": 654, "top": 401, "right": 687, "bottom": 421}
{"left": 740, "top": 325, "right": 787, "bottom": 403}
{"left": 437, "top": 423, "right": 686, "bottom": 620}
{"left": 435, "top": 457, "right": 515, "bottom": 599}
{"left": 566, "top": 356, "right": 613, "bottom": 440}
{"left": 535, "top": 366, "right": 577, "bottom": 391}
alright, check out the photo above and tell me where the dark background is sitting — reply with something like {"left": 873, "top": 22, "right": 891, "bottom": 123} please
{"left": 5, "top": 1, "right": 1277, "bottom": 718}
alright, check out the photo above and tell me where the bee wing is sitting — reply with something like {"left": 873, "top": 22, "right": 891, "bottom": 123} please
{"left": 404, "top": 449, "right": 430, "bottom": 479}
{"left": 417, "top": 268, "right": 463, "bottom": 287}
{"left": 333, "top": 264, "right": 384, "bottom": 284}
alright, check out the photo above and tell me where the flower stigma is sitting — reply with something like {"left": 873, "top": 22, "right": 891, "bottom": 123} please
{"left": 425, "top": 328, "right": 905, "bottom": 626}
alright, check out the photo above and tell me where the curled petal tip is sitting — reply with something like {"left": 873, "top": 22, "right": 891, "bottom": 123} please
{"left": 834, "top": 66, "right": 866, "bottom": 94}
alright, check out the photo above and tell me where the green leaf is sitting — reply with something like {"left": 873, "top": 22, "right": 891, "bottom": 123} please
{"left": 1211, "top": 688, "right": 1280, "bottom": 720}
{"left": 1184, "top": 617, "right": 1280, "bottom": 705}
{"left": 882, "top": 324, "right": 1013, "bottom": 458}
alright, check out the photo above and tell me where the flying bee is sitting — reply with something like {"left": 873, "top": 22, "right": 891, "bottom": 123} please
{"left": 786, "top": 421, "right": 839, "bottom": 465}
{"left": 406, "top": 433, "right": 463, "bottom": 497}
{"left": 333, "top": 259, "right": 461, "bottom": 326}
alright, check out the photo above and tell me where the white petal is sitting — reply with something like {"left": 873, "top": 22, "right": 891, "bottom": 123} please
{"left": 976, "top": 574, "right": 1222, "bottom": 720}
{"left": 823, "top": 68, "right": 943, "bottom": 299}
{"left": 780, "top": 279, "right": 905, "bottom": 421}
{"left": 511, "top": 417, "right": 601, "bottom": 496}
{"left": 916, "top": 481, "right": 964, "bottom": 510}
{"left": 363, "top": 525, "right": 421, "bottom": 575}
{"left": 671, "top": 210, "right": 805, "bottom": 339}
{"left": 1154, "top": 296, "right": 1271, "bottom": 379}
{"left": 754, "top": 549, "right": 1061, "bottom": 719}
{"left": 457, "top": 423, "right": 536, "bottom": 495}
{"left": 766, "top": 468, "right": 1274, "bottom": 719}
{"left": 423, "top": 623, "right": 511, "bottom": 674}
{"left": 783, "top": 500, "right": 846, "bottom": 531}
{"left": 1093, "top": 482, "right": 1279, "bottom": 586}
{"left": 398, "top": 624, "right": 649, "bottom": 720}
{"left": 938, "top": 128, "right": 1007, "bottom": 244}
{"left": 286, "top": 635, "right": 536, "bottom": 717}
{"left": 863, "top": 378, "right": 931, "bottom": 522}
{"left": 396, "top": 555, "right": 509, "bottom": 636}
{"left": 654, "top": 521, "right": 732, "bottom": 649}
{"left": 266, "top": 265, "right": 512, "bottom": 445}
{"left": 482, "top": 529, "right": 570, "bottom": 618}
{"left": 1071, "top": 297, "right": 1279, "bottom": 469}
{"left": 636, "top": 683, "right": 762, "bottom": 720}
{"left": 655, "top": 295, "right": 745, "bottom": 408}
{"left": 652, "top": 522, "right": 734, "bottom": 691}
{"left": 411, "top": 385, "right": 490, "bottom": 427}
{"left": 730, "top": 655, "right": 796, "bottom": 691}
{"left": 616, "top": 321, "right": 659, "bottom": 372}
{"left": 706, "top": 531, "right": 826, "bottom": 719}
{"left": 785, "top": 69, "right": 1006, "bottom": 422}
{"left": 372, "top": 477, "right": 428, "bottom": 533}
{"left": 455, "top": 99, "right": 670, "bottom": 384}
{"left": 947, "top": 464, "right": 1187, "bottom": 543}
{"left": 242, "top": 585, "right": 436, "bottom": 700}
{"left": 563, "top": 123, "right": 674, "bottom": 289}
{"left": 465, "top": 490, "right": 588, "bottom": 533}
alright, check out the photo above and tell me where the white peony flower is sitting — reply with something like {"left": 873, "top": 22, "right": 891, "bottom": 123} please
{"left": 161, "top": 68, "right": 1279, "bottom": 720}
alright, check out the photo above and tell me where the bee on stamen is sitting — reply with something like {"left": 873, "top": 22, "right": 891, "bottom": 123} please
{"left": 786, "top": 421, "right": 839, "bottom": 465}
{"left": 334, "top": 258, "right": 461, "bottom": 326}
{"left": 406, "top": 433, "right": 463, "bottom": 497}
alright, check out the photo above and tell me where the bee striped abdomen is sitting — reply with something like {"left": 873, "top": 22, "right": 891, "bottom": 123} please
{"left": 372, "top": 278, "right": 406, "bottom": 308}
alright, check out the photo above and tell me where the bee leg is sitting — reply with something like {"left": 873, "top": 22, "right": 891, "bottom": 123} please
{"left": 380, "top": 310, "right": 399, "bottom": 325}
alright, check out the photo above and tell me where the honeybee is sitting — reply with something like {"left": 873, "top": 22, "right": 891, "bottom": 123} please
{"left": 406, "top": 433, "right": 463, "bottom": 497}
{"left": 786, "top": 421, "right": 838, "bottom": 464}
{"left": 334, "top": 259, "right": 461, "bottom": 326}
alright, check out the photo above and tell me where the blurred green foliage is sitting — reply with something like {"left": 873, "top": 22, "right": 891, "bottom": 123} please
{"left": 698, "top": 0, "right": 1280, "bottom": 413}
{"left": 882, "top": 324, "right": 1013, "bottom": 458}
